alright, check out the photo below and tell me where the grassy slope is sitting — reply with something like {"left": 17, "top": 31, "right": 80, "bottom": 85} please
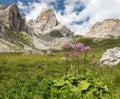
{"left": 3, "top": 26, "right": 33, "bottom": 48}
{"left": 0, "top": 37, "right": 120, "bottom": 98}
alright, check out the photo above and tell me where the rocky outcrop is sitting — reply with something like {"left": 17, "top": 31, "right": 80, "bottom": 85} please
{"left": 30, "top": 8, "right": 73, "bottom": 37}
{"left": 85, "top": 19, "right": 120, "bottom": 38}
{"left": 0, "top": 5, "right": 7, "bottom": 10}
{"left": 0, "top": 38, "right": 20, "bottom": 52}
{"left": 33, "top": 8, "right": 59, "bottom": 33}
{"left": 44, "top": 24, "right": 73, "bottom": 37}
{"left": 27, "top": 7, "right": 74, "bottom": 50}
{"left": 0, "top": 3, "right": 28, "bottom": 32}
{"left": 100, "top": 47, "right": 120, "bottom": 66}
{"left": 0, "top": 4, "right": 74, "bottom": 53}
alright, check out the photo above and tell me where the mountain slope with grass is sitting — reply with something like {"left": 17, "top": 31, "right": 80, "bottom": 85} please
{"left": 0, "top": 4, "right": 73, "bottom": 53}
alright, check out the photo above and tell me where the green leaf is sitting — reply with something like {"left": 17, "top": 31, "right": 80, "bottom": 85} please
{"left": 53, "top": 80, "right": 70, "bottom": 87}
{"left": 78, "top": 80, "right": 90, "bottom": 91}
{"left": 71, "top": 86, "right": 80, "bottom": 93}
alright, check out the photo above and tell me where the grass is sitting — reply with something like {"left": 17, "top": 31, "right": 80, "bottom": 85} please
{"left": 4, "top": 26, "right": 33, "bottom": 48}
{"left": 50, "top": 30, "right": 63, "bottom": 37}
{"left": 0, "top": 37, "right": 120, "bottom": 98}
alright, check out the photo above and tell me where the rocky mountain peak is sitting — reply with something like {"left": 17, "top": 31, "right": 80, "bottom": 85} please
{"left": 36, "top": 8, "right": 58, "bottom": 24}
{"left": 32, "top": 8, "right": 59, "bottom": 33}
{"left": 0, "top": 3, "right": 28, "bottom": 32}
{"left": 0, "top": 5, "right": 7, "bottom": 10}
{"left": 85, "top": 18, "right": 120, "bottom": 38}
{"left": 29, "top": 7, "right": 73, "bottom": 38}
{"left": 0, "top": 4, "right": 74, "bottom": 52}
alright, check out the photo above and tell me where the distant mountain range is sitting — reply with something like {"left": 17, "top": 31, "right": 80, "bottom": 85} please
{"left": 1, "top": 3, "right": 120, "bottom": 53}
{"left": 0, "top": 3, "right": 73, "bottom": 53}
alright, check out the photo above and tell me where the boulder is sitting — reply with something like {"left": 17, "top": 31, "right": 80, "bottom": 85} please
{"left": 100, "top": 47, "right": 120, "bottom": 66}
{"left": 46, "top": 50, "right": 55, "bottom": 56}
{"left": 44, "top": 24, "right": 73, "bottom": 37}
{"left": 60, "top": 57, "right": 67, "bottom": 61}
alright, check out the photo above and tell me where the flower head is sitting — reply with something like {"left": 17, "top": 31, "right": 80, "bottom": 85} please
{"left": 66, "top": 51, "right": 70, "bottom": 56}
{"left": 82, "top": 46, "right": 91, "bottom": 51}
{"left": 64, "top": 43, "right": 72, "bottom": 49}
{"left": 72, "top": 43, "right": 84, "bottom": 50}
{"left": 71, "top": 50, "right": 78, "bottom": 57}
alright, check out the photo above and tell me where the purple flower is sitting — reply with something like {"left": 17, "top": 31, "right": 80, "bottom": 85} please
{"left": 72, "top": 43, "right": 84, "bottom": 50}
{"left": 66, "top": 51, "right": 70, "bottom": 56}
{"left": 82, "top": 46, "right": 91, "bottom": 51}
{"left": 91, "top": 59, "right": 99, "bottom": 65}
{"left": 64, "top": 43, "right": 72, "bottom": 49}
{"left": 71, "top": 50, "right": 78, "bottom": 57}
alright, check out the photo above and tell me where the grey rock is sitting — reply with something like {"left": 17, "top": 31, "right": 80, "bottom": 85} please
{"left": 85, "top": 19, "right": 120, "bottom": 38}
{"left": 0, "top": 5, "right": 7, "bottom": 10}
{"left": 100, "top": 47, "right": 120, "bottom": 66}
{"left": 0, "top": 3, "right": 28, "bottom": 32}
{"left": 46, "top": 50, "right": 55, "bottom": 56}
{"left": 44, "top": 24, "right": 73, "bottom": 38}
{"left": 32, "top": 8, "right": 59, "bottom": 33}
{"left": 30, "top": 8, "right": 73, "bottom": 37}
{"left": 0, "top": 4, "right": 74, "bottom": 53}
{"left": 60, "top": 57, "right": 67, "bottom": 61}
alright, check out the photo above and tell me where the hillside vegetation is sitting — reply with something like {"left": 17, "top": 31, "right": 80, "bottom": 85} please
{"left": 0, "top": 37, "right": 120, "bottom": 98}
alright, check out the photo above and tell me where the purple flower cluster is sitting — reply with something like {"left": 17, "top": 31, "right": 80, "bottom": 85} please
{"left": 64, "top": 43, "right": 91, "bottom": 58}
{"left": 64, "top": 43, "right": 72, "bottom": 49}
{"left": 64, "top": 43, "right": 91, "bottom": 52}
{"left": 72, "top": 43, "right": 84, "bottom": 50}
{"left": 71, "top": 50, "right": 78, "bottom": 57}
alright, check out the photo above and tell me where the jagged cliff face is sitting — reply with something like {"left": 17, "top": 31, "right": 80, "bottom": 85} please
{"left": 30, "top": 8, "right": 73, "bottom": 37}
{"left": 85, "top": 19, "right": 120, "bottom": 38}
{"left": 0, "top": 4, "right": 73, "bottom": 53}
{"left": 0, "top": 4, "right": 28, "bottom": 32}
{"left": 33, "top": 8, "right": 59, "bottom": 32}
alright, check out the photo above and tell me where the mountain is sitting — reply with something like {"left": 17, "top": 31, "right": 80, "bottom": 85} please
{"left": 85, "top": 19, "right": 120, "bottom": 38}
{"left": 0, "top": 4, "right": 73, "bottom": 53}
{"left": 30, "top": 8, "right": 73, "bottom": 37}
{"left": 0, "top": 4, "right": 28, "bottom": 32}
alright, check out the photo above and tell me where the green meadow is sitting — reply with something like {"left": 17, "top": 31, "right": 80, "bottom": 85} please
{"left": 0, "top": 37, "right": 120, "bottom": 99}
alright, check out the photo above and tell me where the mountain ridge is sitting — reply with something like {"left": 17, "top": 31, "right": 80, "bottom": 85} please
{"left": 0, "top": 3, "right": 74, "bottom": 53}
{"left": 85, "top": 18, "right": 120, "bottom": 38}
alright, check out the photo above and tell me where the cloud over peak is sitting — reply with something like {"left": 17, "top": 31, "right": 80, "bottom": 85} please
{"left": 17, "top": 0, "right": 120, "bottom": 35}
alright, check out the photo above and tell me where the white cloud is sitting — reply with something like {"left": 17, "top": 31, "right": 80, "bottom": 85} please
{"left": 25, "top": 2, "right": 48, "bottom": 20}
{"left": 17, "top": 0, "right": 120, "bottom": 35}
{"left": 17, "top": 1, "right": 28, "bottom": 10}
{"left": 79, "top": 0, "right": 120, "bottom": 34}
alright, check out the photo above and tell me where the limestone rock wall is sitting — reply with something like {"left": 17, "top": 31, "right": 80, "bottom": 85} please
{"left": 0, "top": 4, "right": 28, "bottom": 32}
{"left": 32, "top": 8, "right": 59, "bottom": 33}
{"left": 85, "top": 19, "right": 120, "bottom": 38}
{"left": 0, "top": 4, "right": 74, "bottom": 52}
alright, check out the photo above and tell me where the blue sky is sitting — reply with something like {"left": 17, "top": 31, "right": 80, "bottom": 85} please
{"left": 0, "top": 0, "right": 120, "bottom": 35}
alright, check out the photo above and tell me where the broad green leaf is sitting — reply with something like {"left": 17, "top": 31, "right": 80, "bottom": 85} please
{"left": 71, "top": 86, "right": 80, "bottom": 93}
{"left": 85, "top": 89, "right": 94, "bottom": 98}
{"left": 78, "top": 80, "right": 90, "bottom": 91}
{"left": 53, "top": 80, "right": 70, "bottom": 87}
{"left": 53, "top": 80, "right": 65, "bottom": 87}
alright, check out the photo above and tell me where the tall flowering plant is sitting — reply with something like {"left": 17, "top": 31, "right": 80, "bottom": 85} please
{"left": 64, "top": 43, "right": 91, "bottom": 74}
{"left": 64, "top": 43, "right": 91, "bottom": 60}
